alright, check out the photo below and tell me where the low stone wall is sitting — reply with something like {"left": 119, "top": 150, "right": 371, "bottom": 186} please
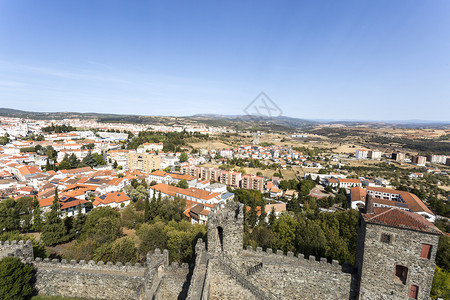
{"left": 31, "top": 258, "right": 147, "bottom": 300}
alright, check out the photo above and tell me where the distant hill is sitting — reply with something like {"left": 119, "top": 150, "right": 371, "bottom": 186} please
{"left": 0, "top": 108, "right": 448, "bottom": 130}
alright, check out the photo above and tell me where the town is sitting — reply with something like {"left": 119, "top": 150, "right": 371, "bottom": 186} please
{"left": 0, "top": 114, "right": 449, "bottom": 299}
{"left": 1, "top": 1, "right": 449, "bottom": 298}
{"left": 0, "top": 116, "right": 448, "bottom": 223}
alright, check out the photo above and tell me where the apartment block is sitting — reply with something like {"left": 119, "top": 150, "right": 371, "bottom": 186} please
{"left": 241, "top": 174, "right": 264, "bottom": 192}
{"left": 412, "top": 156, "right": 427, "bottom": 166}
{"left": 219, "top": 170, "right": 242, "bottom": 188}
{"left": 126, "top": 152, "right": 161, "bottom": 173}
{"left": 392, "top": 152, "right": 405, "bottom": 162}
{"left": 368, "top": 150, "right": 382, "bottom": 160}
{"left": 355, "top": 149, "right": 368, "bottom": 159}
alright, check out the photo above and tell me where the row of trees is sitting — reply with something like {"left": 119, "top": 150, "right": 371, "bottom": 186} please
{"left": 126, "top": 130, "right": 210, "bottom": 152}
{"left": 41, "top": 124, "right": 76, "bottom": 133}
{"left": 58, "top": 152, "right": 106, "bottom": 170}
{"left": 244, "top": 208, "right": 359, "bottom": 265}
{"left": 0, "top": 197, "right": 42, "bottom": 233}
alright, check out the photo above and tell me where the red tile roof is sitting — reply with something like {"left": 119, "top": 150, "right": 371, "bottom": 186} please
{"left": 150, "top": 183, "right": 220, "bottom": 201}
{"left": 366, "top": 187, "right": 434, "bottom": 215}
{"left": 18, "top": 165, "right": 41, "bottom": 176}
{"left": 60, "top": 199, "right": 89, "bottom": 210}
{"left": 362, "top": 207, "right": 442, "bottom": 235}
{"left": 93, "top": 192, "right": 131, "bottom": 206}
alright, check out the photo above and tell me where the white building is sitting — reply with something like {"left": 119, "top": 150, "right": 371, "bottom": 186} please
{"left": 355, "top": 149, "right": 368, "bottom": 159}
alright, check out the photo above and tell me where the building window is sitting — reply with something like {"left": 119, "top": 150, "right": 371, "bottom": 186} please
{"left": 409, "top": 285, "right": 419, "bottom": 299}
{"left": 420, "top": 244, "right": 432, "bottom": 259}
{"left": 395, "top": 265, "right": 408, "bottom": 285}
{"left": 380, "top": 233, "right": 392, "bottom": 244}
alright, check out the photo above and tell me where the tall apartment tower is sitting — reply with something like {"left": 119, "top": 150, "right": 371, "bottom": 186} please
{"left": 354, "top": 196, "right": 441, "bottom": 300}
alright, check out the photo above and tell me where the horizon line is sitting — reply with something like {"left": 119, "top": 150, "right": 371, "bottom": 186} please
{"left": 0, "top": 107, "right": 449, "bottom": 125}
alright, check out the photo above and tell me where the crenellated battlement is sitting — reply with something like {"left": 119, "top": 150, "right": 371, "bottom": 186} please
{"left": 0, "top": 240, "right": 34, "bottom": 261}
{"left": 242, "top": 246, "right": 352, "bottom": 273}
{"left": 30, "top": 257, "right": 147, "bottom": 273}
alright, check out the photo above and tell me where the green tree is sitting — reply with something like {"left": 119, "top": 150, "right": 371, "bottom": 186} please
{"left": 69, "top": 204, "right": 86, "bottom": 239}
{"left": 32, "top": 197, "right": 43, "bottom": 231}
{"left": 0, "top": 257, "right": 34, "bottom": 300}
{"left": 113, "top": 160, "right": 118, "bottom": 169}
{"left": 69, "top": 153, "right": 80, "bottom": 169}
{"left": 436, "top": 235, "right": 450, "bottom": 271}
{"left": 179, "top": 152, "right": 188, "bottom": 162}
{"left": 268, "top": 206, "right": 276, "bottom": 228}
{"left": 167, "top": 229, "right": 191, "bottom": 263}
{"left": 110, "top": 236, "right": 137, "bottom": 263}
{"left": 0, "top": 134, "right": 10, "bottom": 145}
{"left": 93, "top": 153, "right": 106, "bottom": 166}
{"left": 144, "top": 196, "right": 151, "bottom": 222}
{"left": 0, "top": 198, "right": 20, "bottom": 232}
{"left": 82, "top": 151, "right": 97, "bottom": 168}
{"left": 16, "top": 197, "right": 33, "bottom": 232}
{"left": 298, "top": 220, "right": 327, "bottom": 259}
{"left": 272, "top": 214, "right": 297, "bottom": 253}
{"left": 251, "top": 224, "right": 275, "bottom": 250}
{"left": 431, "top": 266, "right": 450, "bottom": 299}
{"left": 45, "top": 158, "right": 51, "bottom": 171}
{"left": 137, "top": 222, "right": 168, "bottom": 256}
{"left": 70, "top": 239, "right": 98, "bottom": 261}
{"left": 176, "top": 179, "right": 188, "bottom": 189}
{"left": 45, "top": 145, "right": 57, "bottom": 160}
{"left": 121, "top": 205, "right": 138, "bottom": 229}
{"left": 57, "top": 160, "right": 71, "bottom": 170}
{"left": 85, "top": 215, "right": 122, "bottom": 245}
{"left": 41, "top": 189, "right": 67, "bottom": 246}
{"left": 148, "top": 192, "right": 159, "bottom": 221}
{"left": 158, "top": 197, "right": 187, "bottom": 222}
{"left": 246, "top": 206, "right": 258, "bottom": 228}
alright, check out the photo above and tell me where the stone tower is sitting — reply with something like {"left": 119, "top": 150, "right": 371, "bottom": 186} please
{"left": 354, "top": 205, "right": 442, "bottom": 300}
{"left": 207, "top": 200, "right": 244, "bottom": 257}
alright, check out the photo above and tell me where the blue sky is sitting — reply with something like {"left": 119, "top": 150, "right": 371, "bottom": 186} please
{"left": 0, "top": 0, "right": 449, "bottom": 121}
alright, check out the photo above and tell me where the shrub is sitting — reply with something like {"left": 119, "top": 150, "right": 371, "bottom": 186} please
{"left": 0, "top": 257, "right": 34, "bottom": 299}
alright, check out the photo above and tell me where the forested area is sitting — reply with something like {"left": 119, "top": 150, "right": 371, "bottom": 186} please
{"left": 0, "top": 188, "right": 204, "bottom": 266}
{"left": 126, "top": 130, "right": 210, "bottom": 152}
{"left": 41, "top": 124, "right": 76, "bottom": 133}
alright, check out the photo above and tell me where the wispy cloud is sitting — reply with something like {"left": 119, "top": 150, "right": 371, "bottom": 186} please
{"left": 0, "top": 80, "right": 26, "bottom": 87}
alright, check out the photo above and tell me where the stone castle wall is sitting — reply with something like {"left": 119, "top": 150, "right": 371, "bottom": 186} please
{"left": 206, "top": 259, "right": 258, "bottom": 300}
{"left": 0, "top": 240, "right": 33, "bottom": 260}
{"left": 357, "top": 222, "right": 440, "bottom": 300}
{"left": 153, "top": 262, "right": 191, "bottom": 300}
{"left": 32, "top": 258, "right": 147, "bottom": 300}
{"left": 0, "top": 199, "right": 440, "bottom": 300}
{"left": 236, "top": 247, "right": 353, "bottom": 300}
{"left": 0, "top": 242, "right": 192, "bottom": 300}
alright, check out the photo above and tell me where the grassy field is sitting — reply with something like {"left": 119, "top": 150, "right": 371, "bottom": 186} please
{"left": 189, "top": 140, "right": 231, "bottom": 150}
{"left": 279, "top": 169, "right": 298, "bottom": 180}
{"left": 242, "top": 167, "right": 275, "bottom": 178}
